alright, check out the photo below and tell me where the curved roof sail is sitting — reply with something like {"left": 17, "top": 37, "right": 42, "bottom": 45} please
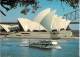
{"left": 18, "top": 18, "right": 46, "bottom": 32}
{"left": 34, "top": 8, "right": 71, "bottom": 31}
{"left": 34, "top": 8, "right": 51, "bottom": 23}
{"left": 40, "top": 12, "right": 53, "bottom": 31}
{"left": 51, "top": 15, "right": 71, "bottom": 31}
{"left": 0, "top": 24, "right": 10, "bottom": 32}
{"left": 18, "top": 18, "right": 32, "bottom": 32}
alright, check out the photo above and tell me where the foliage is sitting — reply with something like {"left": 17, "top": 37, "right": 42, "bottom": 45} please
{"left": 0, "top": 0, "right": 79, "bottom": 16}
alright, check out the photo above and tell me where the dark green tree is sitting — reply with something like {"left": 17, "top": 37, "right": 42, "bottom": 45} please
{"left": 0, "top": 0, "right": 79, "bottom": 16}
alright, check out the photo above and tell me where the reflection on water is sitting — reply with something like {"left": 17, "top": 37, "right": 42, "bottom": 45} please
{"left": 0, "top": 38, "right": 79, "bottom": 57}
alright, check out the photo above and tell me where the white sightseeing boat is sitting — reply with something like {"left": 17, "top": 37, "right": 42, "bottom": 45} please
{"left": 29, "top": 40, "right": 62, "bottom": 49}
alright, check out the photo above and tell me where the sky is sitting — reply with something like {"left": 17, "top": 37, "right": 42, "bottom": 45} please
{"left": 0, "top": 0, "right": 75, "bottom": 22}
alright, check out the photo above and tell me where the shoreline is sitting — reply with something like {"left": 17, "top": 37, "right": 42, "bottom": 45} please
{"left": 0, "top": 35, "right": 79, "bottom": 39}
{"left": 0, "top": 30, "right": 79, "bottom": 39}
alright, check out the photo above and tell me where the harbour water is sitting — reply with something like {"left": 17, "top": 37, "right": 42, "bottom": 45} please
{"left": 0, "top": 38, "right": 79, "bottom": 57}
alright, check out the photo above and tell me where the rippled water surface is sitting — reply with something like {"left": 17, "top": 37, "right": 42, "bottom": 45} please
{"left": 0, "top": 38, "right": 79, "bottom": 57}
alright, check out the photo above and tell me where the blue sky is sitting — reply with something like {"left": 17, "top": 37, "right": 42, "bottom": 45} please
{"left": 0, "top": 0, "right": 75, "bottom": 22}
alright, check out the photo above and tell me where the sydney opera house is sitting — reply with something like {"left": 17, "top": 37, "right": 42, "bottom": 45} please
{"left": 0, "top": 8, "right": 72, "bottom": 38}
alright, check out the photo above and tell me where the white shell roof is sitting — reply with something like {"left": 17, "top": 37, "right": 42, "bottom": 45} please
{"left": 34, "top": 8, "right": 71, "bottom": 31}
{"left": 18, "top": 18, "right": 46, "bottom": 31}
